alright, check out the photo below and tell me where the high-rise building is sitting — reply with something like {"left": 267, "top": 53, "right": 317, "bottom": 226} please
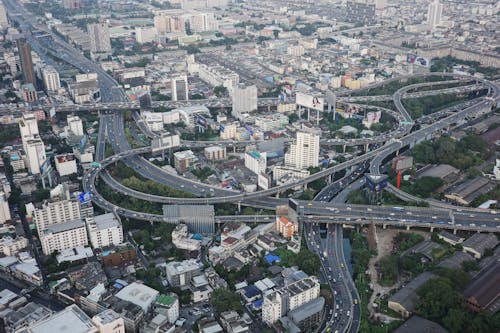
{"left": 67, "top": 115, "right": 84, "bottom": 137}
{"left": 185, "top": 12, "right": 217, "bottom": 32}
{"left": 63, "top": 0, "right": 83, "bottom": 9}
{"left": 171, "top": 75, "right": 189, "bottom": 101}
{"left": 0, "top": 1, "right": 9, "bottom": 29}
{"left": 0, "top": 191, "right": 11, "bottom": 224}
{"left": 262, "top": 276, "right": 320, "bottom": 324}
{"left": 41, "top": 65, "right": 61, "bottom": 92}
{"left": 40, "top": 219, "right": 88, "bottom": 255}
{"left": 33, "top": 199, "right": 81, "bottom": 232}
{"left": 135, "top": 26, "right": 158, "bottom": 44}
{"left": 86, "top": 213, "right": 124, "bottom": 249}
{"left": 232, "top": 84, "right": 257, "bottom": 118}
{"left": 16, "top": 39, "right": 36, "bottom": 88}
{"left": 88, "top": 23, "right": 112, "bottom": 53}
{"left": 284, "top": 126, "right": 320, "bottom": 170}
{"left": 427, "top": 0, "right": 443, "bottom": 30}
{"left": 244, "top": 151, "right": 267, "bottom": 176}
{"left": 24, "top": 138, "right": 46, "bottom": 175}
{"left": 21, "top": 83, "right": 38, "bottom": 102}
{"left": 154, "top": 11, "right": 185, "bottom": 34}
{"left": 19, "top": 113, "right": 39, "bottom": 146}
{"left": 345, "top": 0, "right": 377, "bottom": 26}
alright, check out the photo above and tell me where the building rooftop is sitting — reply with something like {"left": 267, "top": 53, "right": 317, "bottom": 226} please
{"left": 388, "top": 272, "right": 436, "bottom": 312}
{"left": 462, "top": 233, "right": 499, "bottom": 256}
{"left": 463, "top": 261, "right": 500, "bottom": 314}
{"left": 288, "top": 297, "right": 325, "bottom": 323}
{"left": 393, "top": 315, "right": 449, "bottom": 333}
{"left": 43, "top": 219, "right": 85, "bottom": 234}
{"left": 115, "top": 282, "right": 159, "bottom": 313}
{"left": 92, "top": 213, "right": 121, "bottom": 230}
{"left": 156, "top": 293, "right": 178, "bottom": 308}
{"left": 92, "top": 309, "right": 121, "bottom": 325}
{"left": 20, "top": 305, "right": 96, "bottom": 333}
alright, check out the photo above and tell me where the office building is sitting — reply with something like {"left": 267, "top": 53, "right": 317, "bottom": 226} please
{"left": 204, "top": 146, "right": 226, "bottom": 160}
{"left": 92, "top": 310, "right": 125, "bottom": 333}
{"left": 198, "top": 64, "right": 239, "bottom": 90}
{"left": 345, "top": 0, "right": 377, "bottom": 26}
{"left": 88, "top": 23, "right": 111, "bottom": 53}
{"left": 40, "top": 219, "right": 89, "bottom": 255}
{"left": 41, "top": 65, "right": 61, "bottom": 92}
{"left": 0, "top": 191, "right": 11, "bottom": 224}
{"left": 17, "top": 39, "right": 36, "bottom": 88}
{"left": 244, "top": 151, "right": 267, "bottom": 176}
{"left": 155, "top": 293, "right": 180, "bottom": 324}
{"left": 173, "top": 150, "right": 198, "bottom": 173}
{"left": 115, "top": 282, "right": 159, "bottom": 313}
{"left": 55, "top": 154, "right": 77, "bottom": 176}
{"left": 185, "top": 12, "right": 217, "bottom": 32}
{"left": 33, "top": 199, "right": 81, "bottom": 232}
{"left": 135, "top": 26, "right": 158, "bottom": 44}
{"left": 24, "top": 138, "right": 46, "bottom": 175}
{"left": 69, "top": 73, "right": 100, "bottom": 104}
{"left": 86, "top": 213, "right": 123, "bottom": 249}
{"left": 284, "top": 127, "right": 320, "bottom": 170}
{"left": 19, "top": 113, "right": 39, "bottom": 146}
{"left": 0, "top": 1, "right": 9, "bottom": 29}
{"left": 171, "top": 75, "right": 189, "bottom": 101}
{"left": 164, "top": 259, "right": 203, "bottom": 287}
{"left": 262, "top": 276, "right": 321, "bottom": 324}
{"left": 18, "top": 304, "right": 97, "bottom": 333}
{"left": 283, "top": 297, "right": 325, "bottom": 332}
{"left": 427, "top": 0, "right": 443, "bottom": 30}
{"left": 162, "top": 204, "right": 215, "bottom": 234}
{"left": 232, "top": 85, "right": 257, "bottom": 118}
{"left": 66, "top": 115, "right": 84, "bottom": 137}
{"left": 153, "top": 11, "right": 185, "bottom": 34}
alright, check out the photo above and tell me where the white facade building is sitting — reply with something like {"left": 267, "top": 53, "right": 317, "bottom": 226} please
{"left": 244, "top": 151, "right": 267, "bottom": 175}
{"left": 262, "top": 276, "right": 320, "bottom": 324}
{"left": 86, "top": 213, "right": 123, "bottom": 249}
{"left": 41, "top": 65, "right": 61, "bottom": 92}
{"left": 135, "top": 26, "right": 158, "bottom": 44}
{"left": 198, "top": 64, "right": 239, "bottom": 90}
{"left": 284, "top": 128, "right": 320, "bottom": 170}
{"left": 24, "top": 138, "right": 46, "bottom": 175}
{"left": 171, "top": 223, "right": 201, "bottom": 251}
{"left": 232, "top": 85, "right": 257, "bottom": 118}
{"left": 0, "top": 1, "right": 9, "bottom": 29}
{"left": 19, "top": 113, "right": 39, "bottom": 146}
{"left": 67, "top": 115, "right": 84, "bottom": 137}
{"left": 427, "top": 0, "right": 443, "bottom": 30}
{"left": 55, "top": 154, "right": 78, "bottom": 176}
{"left": 92, "top": 310, "right": 125, "bottom": 333}
{"left": 40, "top": 219, "right": 89, "bottom": 255}
{"left": 34, "top": 199, "right": 81, "bottom": 232}
{"left": 171, "top": 75, "right": 189, "bottom": 101}
{"left": 88, "top": 23, "right": 112, "bottom": 53}
{"left": 0, "top": 191, "right": 11, "bottom": 224}
{"left": 0, "top": 236, "right": 28, "bottom": 256}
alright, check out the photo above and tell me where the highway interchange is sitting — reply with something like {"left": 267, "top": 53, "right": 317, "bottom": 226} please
{"left": 4, "top": 1, "right": 500, "bottom": 332}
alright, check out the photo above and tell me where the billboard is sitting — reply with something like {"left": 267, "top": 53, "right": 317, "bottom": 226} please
{"left": 392, "top": 156, "right": 413, "bottom": 172}
{"left": 365, "top": 174, "right": 389, "bottom": 192}
{"left": 407, "top": 53, "right": 430, "bottom": 67}
{"left": 151, "top": 134, "right": 180, "bottom": 151}
{"left": 79, "top": 191, "right": 92, "bottom": 204}
{"left": 258, "top": 173, "right": 270, "bottom": 190}
{"left": 245, "top": 125, "right": 253, "bottom": 135}
{"left": 296, "top": 92, "right": 324, "bottom": 111}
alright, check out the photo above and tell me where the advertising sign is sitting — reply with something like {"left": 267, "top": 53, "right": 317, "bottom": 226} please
{"left": 365, "top": 111, "right": 381, "bottom": 123}
{"left": 296, "top": 92, "right": 324, "bottom": 111}
{"left": 79, "top": 191, "right": 92, "bottom": 203}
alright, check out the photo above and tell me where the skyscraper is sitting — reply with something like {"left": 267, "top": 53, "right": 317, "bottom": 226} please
{"left": 232, "top": 84, "right": 257, "bottom": 119}
{"left": 16, "top": 39, "right": 36, "bottom": 88}
{"left": 284, "top": 125, "right": 320, "bottom": 170}
{"left": 19, "top": 113, "right": 39, "bottom": 147}
{"left": 41, "top": 65, "right": 61, "bottom": 92}
{"left": 171, "top": 75, "right": 189, "bottom": 101}
{"left": 0, "top": 1, "right": 9, "bottom": 29}
{"left": 427, "top": 0, "right": 443, "bottom": 30}
{"left": 87, "top": 23, "right": 112, "bottom": 53}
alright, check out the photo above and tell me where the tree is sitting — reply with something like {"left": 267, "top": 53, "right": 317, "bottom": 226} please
{"left": 210, "top": 289, "right": 243, "bottom": 314}
{"left": 213, "top": 85, "right": 228, "bottom": 97}
{"left": 417, "top": 277, "right": 463, "bottom": 320}
{"left": 462, "top": 260, "right": 479, "bottom": 272}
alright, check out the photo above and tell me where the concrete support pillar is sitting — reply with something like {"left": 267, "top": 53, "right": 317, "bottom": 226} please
{"left": 307, "top": 108, "right": 311, "bottom": 121}
{"left": 383, "top": 224, "right": 387, "bottom": 229}
{"left": 343, "top": 145, "right": 346, "bottom": 153}
{"left": 453, "top": 229, "right": 457, "bottom": 235}
{"left": 233, "top": 146, "right": 236, "bottom": 153}
{"left": 396, "top": 149, "right": 400, "bottom": 156}
{"left": 406, "top": 225, "right": 410, "bottom": 231}
{"left": 430, "top": 227, "right": 434, "bottom": 232}
{"left": 275, "top": 191, "right": 280, "bottom": 198}
{"left": 298, "top": 106, "right": 302, "bottom": 119}
{"left": 237, "top": 201, "right": 241, "bottom": 212}
{"left": 364, "top": 143, "right": 369, "bottom": 152}
{"left": 316, "top": 109, "right": 320, "bottom": 126}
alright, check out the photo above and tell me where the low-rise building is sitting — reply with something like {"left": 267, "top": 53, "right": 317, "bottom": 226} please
{"left": 204, "top": 146, "right": 226, "bottom": 160}
{"left": 463, "top": 261, "right": 500, "bottom": 314}
{"left": 154, "top": 293, "right": 179, "bottom": 324}
{"left": 171, "top": 223, "right": 201, "bottom": 251}
{"left": 164, "top": 259, "right": 203, "bottom": 287}
{"left": 54, "top": 154, "right": 77, "bottom": 176}
{"left": 92, "top": 309, "right": 125, "bottom": 333}
{"left": 392, "top": 315, "right": 449, "bottom": 333}
{"left": 388, "top": 272, "right": 436, "bottom": 317}
{"left": 173, "top": 150, "right": 198, "bottom": 173}
{"left": 275, "top": 216, "right": 298, "bottom": 239}
{"left": 115, "top": 282, "right": 159, "bottom": 313}
{"left": 0, "top": 236, "right": 28, "bottom": 256}
{"left": 462, "top": 233, "right": 499, "bottom": 259}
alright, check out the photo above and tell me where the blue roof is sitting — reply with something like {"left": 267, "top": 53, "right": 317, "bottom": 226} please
{"left": 191, "top": 234, "right": 203, "bottom": 240}
{"left": 252, "top": 298, "right": 264, "bottom": 309}
{"left": 243, "top": 285, "right": 261, "bottom": 299}
{"left": 265, "top": 253, "right": 281, "bottom": 265}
